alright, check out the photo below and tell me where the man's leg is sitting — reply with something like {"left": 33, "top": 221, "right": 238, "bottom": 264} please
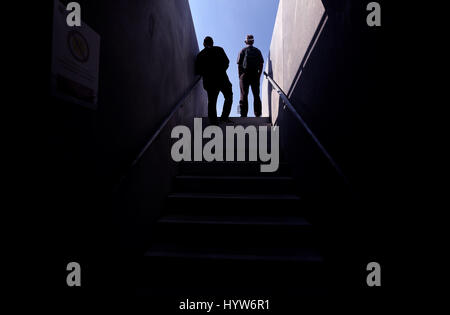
{"left": 239, "top": 74, "right": 250, "bottom": 117}
{"left": 207, "top": 88, "right": 220, "bottom": 123}
{"left": 220, "top": 79, "right": 233, "bottom": 119}
{"left": 251, "top": 76, "right": 262, "bottom": 117}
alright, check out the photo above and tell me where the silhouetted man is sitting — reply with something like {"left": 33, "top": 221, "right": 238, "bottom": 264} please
{"left": 237, "top": 35, "right": 264, "bottom": 117}
{"left": 195, "top": 36, "right": 233, "bottom": 124}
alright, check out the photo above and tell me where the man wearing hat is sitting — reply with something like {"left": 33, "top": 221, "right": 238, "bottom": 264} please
{"left": 195, "top": 36, "right": 233, "bottom": 124}
{"left": 237, "top": 35, "right": 264, "bottom": 117}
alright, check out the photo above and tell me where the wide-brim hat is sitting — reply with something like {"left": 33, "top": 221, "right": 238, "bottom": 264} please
{"left": 245, "top": 34, "right": 254, "bottom": 44}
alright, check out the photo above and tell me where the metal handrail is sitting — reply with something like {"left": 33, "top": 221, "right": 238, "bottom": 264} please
{"left": 263, "top": 71, "right": 349, "bottom": 186}
{"left": 116, "top": 77, "right": 202, "bottom": 189}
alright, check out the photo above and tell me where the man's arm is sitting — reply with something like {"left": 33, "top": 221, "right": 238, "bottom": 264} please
{"left": 258, "top": 50, "right": 264, "bottom": 76}
{"left": 221, "top": 48, "right": 230, "bottom": 70}
{"left": 237, "top": 49, "right": 244, "bottom": 77}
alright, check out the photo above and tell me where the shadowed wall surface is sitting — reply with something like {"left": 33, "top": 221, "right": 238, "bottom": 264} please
{"left": 37, "top": 1, "right": 207, "bottom": 296}
{"left": 263, "top": 0, "right": 387, "bottom": 197}
{"left": 262, "top": 0, "right": 391, "bottom": 293}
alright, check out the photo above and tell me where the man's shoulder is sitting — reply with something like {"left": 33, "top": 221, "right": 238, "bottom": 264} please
{"left": 252, "top": 46, "right": 262, "bottom": 54}
{"left": 197, "top": 48, "right": 207, "bottom": 57}
{"left": 213, "top": 46, "right": 226, "bottom": 54}
{"left": 239, "top": 47, "right": 249, "bottom": 57}
{"left": 253, "top": 46, "right": 264, "bottom": 59}
{"left": 242, "top": 46, "right": 261, "bottom": 53}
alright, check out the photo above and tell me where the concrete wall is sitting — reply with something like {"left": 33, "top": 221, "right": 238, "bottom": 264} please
{"left": 263, "top": 0, "right": 386, "bottom": 193}
{"left": 262, "top": 0, "right": 388, "bottom": 258}
{"left": 263, "top": 0, "right": 326, "bottom": 124}
{"left": 41, "top": 0, "right": 207, "bottom": 256}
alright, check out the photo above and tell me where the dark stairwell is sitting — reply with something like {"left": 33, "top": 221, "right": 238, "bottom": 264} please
{"left": 137, "top": 117, "right": 326, "bottom": 309}
{"left": 34, "top": 0, "right": 391, "bottom": 311}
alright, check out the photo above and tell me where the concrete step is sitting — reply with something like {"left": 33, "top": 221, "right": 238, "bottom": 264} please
{"left": 152, "top": 215, "right": 316, "bottom": 249}
{"left": 178, "top": 161, "right": 290, "bottom": 176}
{"left": 158, "top": 214, "right": 309, "bottom": 226}
{"left": 173, "top": 175, "right": 296, "bottom": 194}
{"left": 182, "top": 140, "right": 281, "bottom": 163}
{"left": 139, "top": 245, "right": 326, "bottom": 299}
{"left": 168, "top": 192, "right": 300, "bottom": 200}
{"left": 145, "top": 244, "right": 322, "bottom": 262}
{"left": 165, "top": 192, "right": 302, "bottom": 216}
{"left": 202, "top": 116, "right": 271, "bottom": 127}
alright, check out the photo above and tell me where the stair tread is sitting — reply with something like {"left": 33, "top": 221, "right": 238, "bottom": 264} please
{"left": 168, "top": 192, "right": 301, "bottom": 200}
{"left": 177, "top": 161, "right": 290, "bottom": 176}
{"left": 202, "top": 117, "right": 271, "bottom": 124}
{"left": 158, "top": 215, "right": 311, "bottom": 226}
{"left": 180, "top": 161, "right": 288, "bottom": 165}
{"left": 176, "top": 175, "right": 293, "bottom": 180}
{"left": 145, "top": 245, "right": 322, "bottom": 262}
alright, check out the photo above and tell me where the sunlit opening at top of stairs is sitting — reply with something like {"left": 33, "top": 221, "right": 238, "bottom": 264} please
{"left": 189, "top": 0, "right": 279, "bottom": 117}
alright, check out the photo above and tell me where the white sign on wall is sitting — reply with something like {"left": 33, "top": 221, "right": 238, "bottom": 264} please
{"left": 51, "top": 0, "right": 100, "bottom": 109}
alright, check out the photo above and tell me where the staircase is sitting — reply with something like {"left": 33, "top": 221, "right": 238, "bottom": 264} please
{"left": 139, "top": 117, "right": 326, "bottom": 311}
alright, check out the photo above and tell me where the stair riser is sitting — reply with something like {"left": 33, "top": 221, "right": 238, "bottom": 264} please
{"left": 138, "top": 257, "right": 325, "bottom": 293}
{"left": 178, "top": 162, "right": 290, "bottom": 176}
{"left": 173, "top": 177, "right": 296, "bottom": 194}
{"left": 201, "top": 117, "right": 271, "bottom": 126}
{"left": 152, "top": 223, "right": 317, "bottom": 249}
{"left": 165, "top": 198, "right": 302, "bottom": 216}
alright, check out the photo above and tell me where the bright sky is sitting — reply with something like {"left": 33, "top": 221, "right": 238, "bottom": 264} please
{"left": 189, "top": 0, "right": 280, "bottom": 117}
